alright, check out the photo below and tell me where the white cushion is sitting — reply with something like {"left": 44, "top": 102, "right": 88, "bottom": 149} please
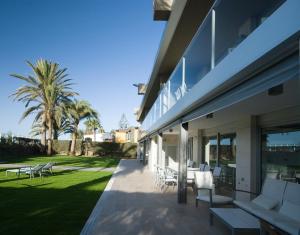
{"left": 252, "top": 194, "right": 279, "bottom": 210}
{"left": 279, "top": 201, "right": 300, "bottom": 222}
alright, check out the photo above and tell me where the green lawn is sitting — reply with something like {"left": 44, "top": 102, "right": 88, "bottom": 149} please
{"left": 0, "top": 169, "right": 112, "bottom": 235}
{"left": 1, "top": 155, "right": 120, "bottom": 168}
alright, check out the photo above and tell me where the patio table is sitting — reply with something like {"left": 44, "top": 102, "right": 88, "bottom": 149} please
{"left": 210, "top": 208, "right": 260, "bottom": 235}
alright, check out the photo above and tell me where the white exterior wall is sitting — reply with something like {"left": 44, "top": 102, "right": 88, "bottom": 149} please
{"left": 236, "top": 123, "right": 252, "bottom": 195}
{"left": 149, "top": 138, "right": 158, "bottom": 172}
{"left": 84, "top": 133, "right": 104, "bottom": 142}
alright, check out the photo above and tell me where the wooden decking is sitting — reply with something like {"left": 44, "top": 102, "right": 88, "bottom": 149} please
{"left": 81, "top": 159, "right": 233, "bottom": 235}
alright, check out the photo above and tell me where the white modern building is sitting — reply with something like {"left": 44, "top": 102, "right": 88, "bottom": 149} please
{"left": 84, "top": 132, "right": 113, "bottom": 142}
{"left": 137, "top": 0, "right": 300, "bottom": 204}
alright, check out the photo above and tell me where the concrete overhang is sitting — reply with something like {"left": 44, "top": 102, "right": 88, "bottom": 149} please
{"left": 153, "top": 0, "right": 173, "bottom": 21}
{"left": 137, "top": 0, "right": 214, "bottom": 122}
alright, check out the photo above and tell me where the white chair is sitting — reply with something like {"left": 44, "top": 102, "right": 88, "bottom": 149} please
{"left": 194, "top": 171, "right": 232, "bottom": 207}
{"left": 199, "top": 163, "right": 206, "bottom": 171}
{"left": 22, "top": 164, "right": 45, "bottom": 179}
{"left": 187, "top": 160, "right": 194, "bottom": 167}
{"left": 161, "top": 167, "right": 177, "bottom": 191}
{"left": 212, "top": 166, "right": 222, "bottom": 186}
{"left": 204, "top": 165, "right": 211, "bottom": 172}
{"left": 42, "top": 162, "right": 55, "bottom": 174}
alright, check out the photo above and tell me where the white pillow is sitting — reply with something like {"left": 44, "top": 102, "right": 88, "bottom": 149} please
{"left": 279, "top": 201, "right": 300, "bottom": 222}
{"left": 252, "top": 194, "right": 279, "bottom": 210}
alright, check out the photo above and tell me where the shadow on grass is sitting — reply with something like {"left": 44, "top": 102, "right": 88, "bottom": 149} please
{"left": 0, "top": 172, "right": 111, "bottom": 235}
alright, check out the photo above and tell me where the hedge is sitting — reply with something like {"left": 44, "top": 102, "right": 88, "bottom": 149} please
{"left": 0, "top": 137, "right": 137, "bottom": 158}
{"left": 52, "top": 140, "right": 83, "bottom": 155}
{"left": 0, "top": 137, "right": 45, "bottom": 159}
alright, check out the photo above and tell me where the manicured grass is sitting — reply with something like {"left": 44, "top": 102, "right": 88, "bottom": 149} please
{"left": 0, "top": 169, "right": 112, "bottom": 235}
{"left": 1, "top": 155, "right": 120, "bottom": 168}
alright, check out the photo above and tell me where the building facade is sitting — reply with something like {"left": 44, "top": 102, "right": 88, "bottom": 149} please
{"left": 83, "top": 132, "right": 113, "bottom": 142}
{"left": 113, "top": 127, "right": 140, "bottom": 144}
{"left": 137, "top": 0, "right": 300, "bottom": 202}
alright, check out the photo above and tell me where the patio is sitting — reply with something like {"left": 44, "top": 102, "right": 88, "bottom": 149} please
{"left": 81, "top": 159, "right": 239, "bottom": 235}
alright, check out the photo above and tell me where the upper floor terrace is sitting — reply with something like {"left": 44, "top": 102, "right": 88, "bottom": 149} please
{"left": 139, "top": 0, "right": 300, "bottom": 136}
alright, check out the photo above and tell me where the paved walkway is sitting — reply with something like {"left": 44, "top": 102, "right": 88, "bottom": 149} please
{"left": 81, "top": 159, "right": 231, "bottom": 235}
{"left": 0, "top": 164, "right": 116, "bottom": 172}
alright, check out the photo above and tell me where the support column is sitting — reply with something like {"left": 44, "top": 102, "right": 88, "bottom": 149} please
{"left": 197, "top": 129, "right": 203, "bottom": 165}
{"left": 143, "top": 141, "right": 147, "bottom": 165}
{"left": 250, "top": 116, "right": 261, "bottom": 194}
{"left": 157, "top": 133, "right": 162, "bottom": 167}
{"left": 178, "top": 122, "right": 188, "bottom": 204}
{"left": 216, "top": 132, "right": 221, "bottom": 166}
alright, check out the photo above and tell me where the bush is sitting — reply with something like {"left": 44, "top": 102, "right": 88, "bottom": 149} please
{"left": 0, "top": 136, "right": 137, "bottom": 158}
{"left": 91, "top": 142, "right": 137, "bottom": 158}
{"left": 52, "top": 140, "right": 83, "bottom": 155}
{"left": 0, "top": 139, "right": 45, "bottom": 159}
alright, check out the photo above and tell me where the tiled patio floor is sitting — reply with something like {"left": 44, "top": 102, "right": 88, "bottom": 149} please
{"left": 81, "top": 159, "right": 237, "bottom": 235}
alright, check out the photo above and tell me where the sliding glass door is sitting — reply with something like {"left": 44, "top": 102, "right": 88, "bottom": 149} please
{"left": 262, "top": 125, "right": 300, "bottom": 183}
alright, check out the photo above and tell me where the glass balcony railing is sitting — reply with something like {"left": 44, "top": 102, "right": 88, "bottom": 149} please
{"left": 141, "top": 0, "right": 285, "bottom": 131}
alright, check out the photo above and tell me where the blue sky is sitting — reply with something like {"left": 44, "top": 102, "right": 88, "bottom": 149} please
{"left": 0, "top": 0, "right": 165, "bottom": 137}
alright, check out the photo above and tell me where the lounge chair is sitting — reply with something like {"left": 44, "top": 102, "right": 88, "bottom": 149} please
{"left": 234, "top": 178, "right": 300, "bottom": 235}
{"left": 194, "top": 171, "right": 232, "bottom": 208}
{"left": 42, "top": 162, "right": 55, "bottom": 174}
{"left": 23, "top": 164, "right": 45, "bottom": 179}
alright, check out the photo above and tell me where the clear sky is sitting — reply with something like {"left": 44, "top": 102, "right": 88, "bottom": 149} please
{"left": 0, "top": 0, "right": 165, "bottom": 137}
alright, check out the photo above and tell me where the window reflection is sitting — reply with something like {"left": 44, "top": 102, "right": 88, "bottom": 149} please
{"left": 214, "top": 0, "right": 285, "bottom": 65}
{"left": 262, "top": 126, "right": 300, "bottom": 183}
{"left": 203, "top": 133, "right": 236, "bottom": 186}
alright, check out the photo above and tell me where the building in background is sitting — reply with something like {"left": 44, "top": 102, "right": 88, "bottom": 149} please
{"left": 83, "top": 132, "right": 113, "bottom": 142}
{"left": 113, "top": 127, "right": 140, "bottom": 144}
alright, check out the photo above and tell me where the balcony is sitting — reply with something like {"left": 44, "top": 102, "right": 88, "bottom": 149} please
{"left": 142, "top": 0, "right": 288, "bottom": 132}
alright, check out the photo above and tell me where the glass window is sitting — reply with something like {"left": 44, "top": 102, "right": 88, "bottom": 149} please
{"left": 262, "top": 126, "right": 300, "bottom": 183}
{"left": 187, "top": 137, "right": 193, "bottom": 161}
{"left": 220, "top": 134, "right": 236, "bottom": 187}
{"left": 184, "top": 12, "right": 212, "bottom": 91}
{"left": 203, "top": 136, "right": 217, "bottom": 167}
{"left": 214, "top": 0, "right": 285, "bottom": 66}
{"left": 169, "top": 62, "right": 183, "bottom": 109}
{"left": 203, "top": 133, "right": 236, "bottom": 186}
{"left": 220, "top": 134, "right": 236, "bottom": 166}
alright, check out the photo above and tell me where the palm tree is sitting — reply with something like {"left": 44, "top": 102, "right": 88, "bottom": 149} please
{"left": 68, "top": 99, "right": 97, "bottom": 155}
{"left": 11, "top": 59, "right": 77, "bottom": 155}
{"left": 84, "top": 118, "right": 101, "bottom": 141}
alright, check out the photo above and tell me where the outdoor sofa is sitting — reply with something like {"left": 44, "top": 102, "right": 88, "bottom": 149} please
{"left": 234, "top": 178, "right": 300, "bottom": 235}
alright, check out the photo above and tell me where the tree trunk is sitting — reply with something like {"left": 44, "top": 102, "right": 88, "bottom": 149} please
{"left": 70, "top": 132, "right": 77, "bottom": 156}
{"left": 41, "top": 113, "right": 47, "bottom": 146}
{"left": 47, "top": 117, "right": 53, "bottom": 155}
{"left": 93, "top": 129, "right": 96, "bottom": 142}
{"left": 70, "top": 124, "right": 78, "bottom": 156}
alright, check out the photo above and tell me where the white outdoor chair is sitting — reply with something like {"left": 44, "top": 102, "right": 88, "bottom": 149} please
{"left": 204, "top": 165, "right": 211, "bottom": 172}
{"left": 187, "top": 160, "right": 194, "bottom": 168}
{"left": 42, "top": 162, "right": 55, "bottom": 174}
{"left": 194, "top": 171, "right": 232, "bottom": 208}
{"left": 161, "top": 167, "right": 177, "bottom": 191}
{"left": 199, "top": 163, "right": 206, "bottom": 171}
{"left": 24, "top": 164, "right": 45, "bottom": 179}
{"left": 212, "top": 166, "right": 222, "bottom": 186}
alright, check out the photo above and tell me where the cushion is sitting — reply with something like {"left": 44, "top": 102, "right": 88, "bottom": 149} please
{"left": 279, "top": 201, "right": 300, "bottom": 222}
{"left": 283, "top": 182, "right": 300, "bottom": 205}
{"left": 252, "top": 194, "right": 279, "bottom": 210}
{"left": 234, "top": 200, "right": 278, "bottom": 222}
{"left": 261, "top": 178, "right": 287, "bottom": 205}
